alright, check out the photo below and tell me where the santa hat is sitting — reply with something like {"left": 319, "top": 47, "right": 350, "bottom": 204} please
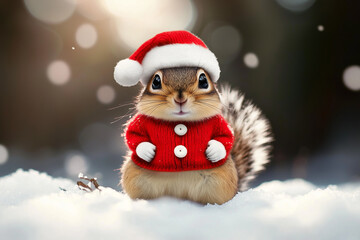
{"left": 114, "top": 31, "right": 220, "bottom": 87}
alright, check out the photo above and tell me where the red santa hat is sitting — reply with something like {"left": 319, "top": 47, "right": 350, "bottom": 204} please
{"left": 114, "top": 30, "right": 220, "bottom": 87}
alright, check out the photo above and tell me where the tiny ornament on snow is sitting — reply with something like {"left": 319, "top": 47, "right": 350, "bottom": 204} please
{"left": 77, "top": 173, "right": 102, "bottom": 192}
{"left": 113, "top": 31, "right": 272, "bottom": 205}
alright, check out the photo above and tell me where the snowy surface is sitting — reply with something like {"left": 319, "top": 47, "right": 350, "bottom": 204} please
{"left": 1, "top": 170, "right": 360, "bottom": 240}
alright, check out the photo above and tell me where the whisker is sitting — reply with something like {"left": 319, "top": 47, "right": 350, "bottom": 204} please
{"left": 194, "top": 101, "right": 223, "bottom": 112}
{"left": 111, "top": 108, "right": 137, "bottom": 124}
{"left": 141, "top": 102, "right": 169, "bottom": 116}
{"left": 138, "top": 101, "right": 168, "bottom": 107}
{"left": 197, "top": 99, "right": 229, "bottom": 110}
{"left": 138, "top": 99, "right": 168, "bottom": 103}
{"left": 108, "top": 102, "right": 136, "bottom": 110}
{"left": 139, "top": 100, "right": 168, "bottom": 103}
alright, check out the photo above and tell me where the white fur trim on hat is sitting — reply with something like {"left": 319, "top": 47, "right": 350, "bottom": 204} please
{"left": 114, "top": 59, "right": 143, "bottom": 87}
{"left": 140, "top": 44, "right": 220, "bottom": 85}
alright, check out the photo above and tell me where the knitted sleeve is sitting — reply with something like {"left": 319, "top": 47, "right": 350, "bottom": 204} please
{"left": 212, "top": 115, "right": 234, "bottom": 156}
{"left": 124, "top": 114, "right": 150, "bottom": 152}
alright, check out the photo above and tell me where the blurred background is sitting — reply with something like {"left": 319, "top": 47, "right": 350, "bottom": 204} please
{"left": 1, "top": 0, "right": 359, "bottom": 188}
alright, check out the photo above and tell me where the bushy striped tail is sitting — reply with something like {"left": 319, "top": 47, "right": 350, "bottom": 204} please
{"left": 220, "top": 85, "right": 273, "bottom": 191}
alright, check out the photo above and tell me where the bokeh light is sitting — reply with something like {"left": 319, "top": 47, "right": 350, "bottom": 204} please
{"left": 2, "top": 0, "right": 360, "bottom": 193}
{"left": 64, "top": 153, "right": 88, "bottom": 176}
{"left": 210, "top": 25, "right": 242, "bottom": 61}
{"left": 76, "top": 0, "right": 108, "bottom": 21}
{"left": 0, "top": 144, "right": 9, "bottom": 165}
{"left": 102, "top": 0, "right": 197, "bottom": 50}
{"left": 96, "top": 85, "right": 116, "bottom": 104}
{"left": 24, "top": 0, "right": 77, "bottom": 24}
{"left": 102, "top": 0, "right": 139, "bottom": 17}
{"left": 343, "top": 65, "right": 360, "bottom": 91}
{"left": 276, "top": 0, "right": 316, "bottom": 12}
{"left": 46, "top": 60, "right": 71, "bottom": 85}
{"left": 75, "top": 24, "right": 98, "bottom": 49}
{"left": 318, "top": 25, "right": 324, "bottom": 31}
{"left": 244, "top": 53, "right": 259, "bottom": 69}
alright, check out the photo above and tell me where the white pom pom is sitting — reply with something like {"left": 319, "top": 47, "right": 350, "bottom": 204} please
{"left": 114, "top": 59, "right": 143, "bottom": 87}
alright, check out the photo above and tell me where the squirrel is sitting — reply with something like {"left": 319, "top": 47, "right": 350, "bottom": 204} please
{"left": 113, "top": 31, "right": 272, "bottom": 205}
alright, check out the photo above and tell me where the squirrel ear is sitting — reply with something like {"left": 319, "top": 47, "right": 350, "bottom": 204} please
{"left": 114, "top": 59, "right": 143, "bottom": 87}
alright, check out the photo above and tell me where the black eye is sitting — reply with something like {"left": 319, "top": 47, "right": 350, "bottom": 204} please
{"left": 198, "top": 73, "right": 208, "bottom": 89}
{"left": 152, "top": 74, "right": 162, "bottom": 90}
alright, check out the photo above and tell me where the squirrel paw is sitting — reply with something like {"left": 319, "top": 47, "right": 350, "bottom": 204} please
{"left": 206, "top": 140, "right": 226, "bottom": 162}
{"left": 136, "top": 142, "right": 156, "bottom": 162}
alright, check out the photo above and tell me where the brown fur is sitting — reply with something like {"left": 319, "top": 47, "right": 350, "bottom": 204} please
{"left": 230, "top": 125, "right": 251, "bottom": 189}
{"left": 120, "top": 67, "right": 271, "bottom": 205}
{"left": 136, "top": 68, "right": 222, "bottom": 121}
{"left": 121, "top": 153, "right": 238, "bottom": 205}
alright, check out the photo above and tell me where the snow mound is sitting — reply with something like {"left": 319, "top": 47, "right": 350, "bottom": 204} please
{"left": 1, "top": 170, "right": 360, "bottom": 240}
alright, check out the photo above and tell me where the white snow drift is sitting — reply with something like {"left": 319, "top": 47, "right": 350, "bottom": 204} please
{"left": 1, "top": 169, "right": 360, "bottom": 240}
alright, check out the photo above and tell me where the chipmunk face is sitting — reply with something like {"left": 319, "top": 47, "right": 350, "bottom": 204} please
{"left": 137, "top": 67, "right": 222, "bottom": 121}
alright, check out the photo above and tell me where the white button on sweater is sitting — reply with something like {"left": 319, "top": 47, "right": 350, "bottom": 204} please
{"left": 174, "top": 145, "right": 187, "bottom": 158}
{"left": 174, "top": 124, "right": 187, "bottom": 136}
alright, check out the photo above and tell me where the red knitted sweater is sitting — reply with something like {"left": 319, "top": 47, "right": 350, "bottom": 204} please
{"left": 124, "top": 114, "right": 234, "bottom": 172}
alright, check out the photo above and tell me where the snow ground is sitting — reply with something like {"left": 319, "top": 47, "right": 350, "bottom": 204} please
{"left": 1, "top": 170, "right": 360, "bottom": 240}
